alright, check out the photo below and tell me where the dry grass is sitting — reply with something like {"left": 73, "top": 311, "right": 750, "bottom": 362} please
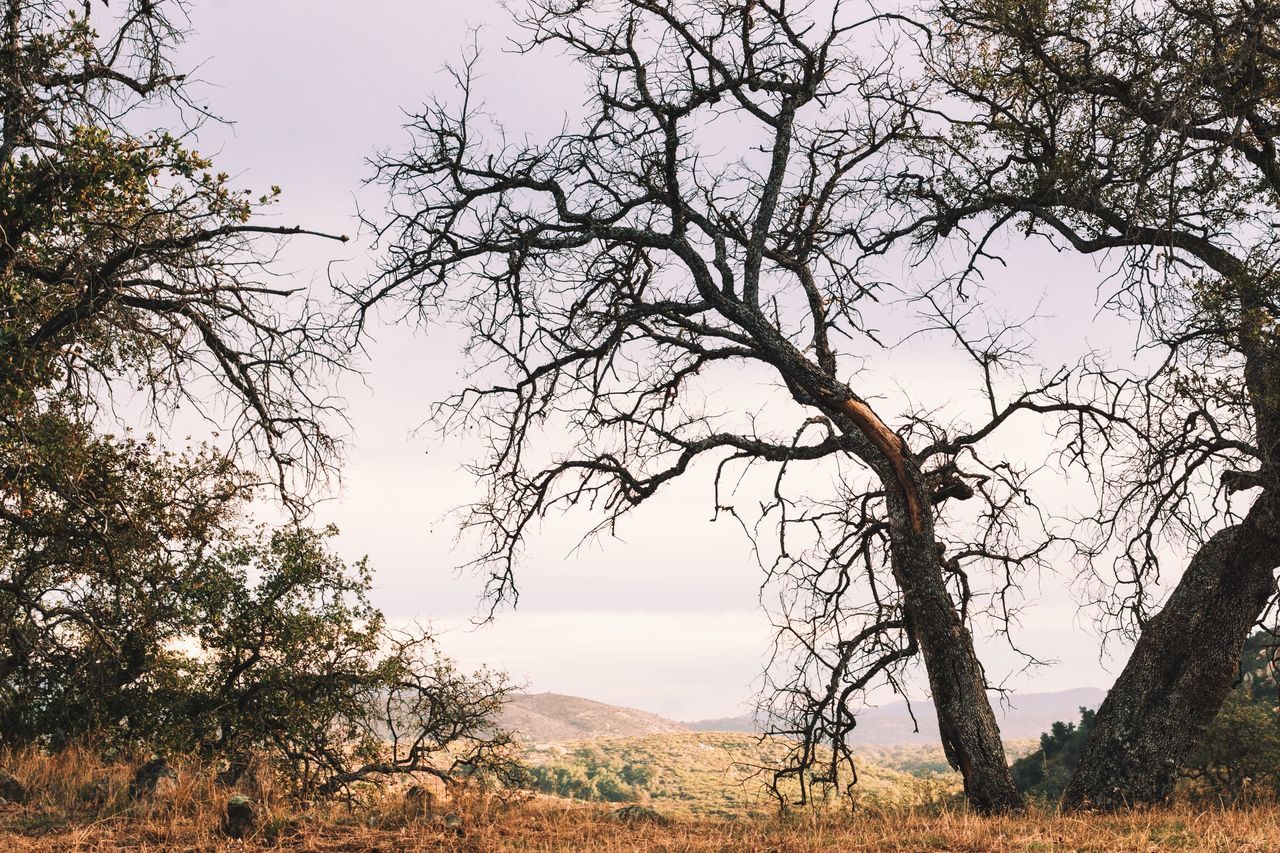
{"left": 2, "top": 749, "right": 1280, "bottom": 851}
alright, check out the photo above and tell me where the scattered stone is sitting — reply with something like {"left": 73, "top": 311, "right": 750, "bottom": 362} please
{"left": 0, "top": 770, "right": 25, "bottom": 803}
{"left": 129, "top": 755, "right": 178, "bottom": 800}
{"left": 610, "top": 804, "right": 668, "bottom": 825}
{"left": 222, "top": 794, "right": 255, "bottom": 839}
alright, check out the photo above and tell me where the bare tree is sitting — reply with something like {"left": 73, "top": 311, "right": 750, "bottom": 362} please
{"left": 358, "top": 0, "right": 1128, "bottom": 812}
{"left": 901, "top": 0, "right": 1280, "bottom": 809}
{"left": 0, "top": 0, "right": 350, "bottom": 501}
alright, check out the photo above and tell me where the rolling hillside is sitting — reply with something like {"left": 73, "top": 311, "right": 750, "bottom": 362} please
{"left": 520, "top": 732, "right": 960, "bottom": 818}
{"left": 499, "top": 692, "right": 692, "bottom": 742}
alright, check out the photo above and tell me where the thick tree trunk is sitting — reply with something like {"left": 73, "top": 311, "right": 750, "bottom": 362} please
{"left": 833, "top": 396, "right": 1022, "bottom": 813}
{"left": 887, "top": 488, "right": 1023, "bottom": 812}
{"left": 1062, "top": 491, "right": 1280, "bottom": 810}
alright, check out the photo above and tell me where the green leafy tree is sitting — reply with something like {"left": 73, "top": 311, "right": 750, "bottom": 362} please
{"left": 591, "top": 767, "right": 634, "bottom": 803}
{"left": 0, "top": 419, "right": 245, "bottom": 749}
{"left": 0, "top": 433, "right": 519, "bottom": 796}
{"left": 1010, "top": 709, "right": 1095, "bottom": 801}
{"left": 0, "top": 1, "right": 513, "bottom": 802}
{"left": 0, "top": 0, "right": 348, "bottom": 501}
{"left": 189, "top": 525, "right": 521, "bottom": 797}
{"left": 621, "top": 762, "right": 654, "bottom": 787}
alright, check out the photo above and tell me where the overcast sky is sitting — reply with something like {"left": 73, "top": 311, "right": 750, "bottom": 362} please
{"left": 172, "top": 0, "right": 1141, "bottom": 721}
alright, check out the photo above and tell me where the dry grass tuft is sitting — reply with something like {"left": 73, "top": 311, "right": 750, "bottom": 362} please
{"left": 2, "top": 749, "right": 1280, "bottom": 851}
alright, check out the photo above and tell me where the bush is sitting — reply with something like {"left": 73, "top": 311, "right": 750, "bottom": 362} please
{"left": 527, "top": 749, "right": 644, "bottom": 803}
{"left": 1182, "top": 677, "right": 1280, "bottom": 803}
{"left": 0, "top": 432, "right": 520, "bottom": 797}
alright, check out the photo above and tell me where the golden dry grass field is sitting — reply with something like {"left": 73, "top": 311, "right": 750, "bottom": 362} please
{"left": 2, "top": 745, "right": 1279, "bottom": 851}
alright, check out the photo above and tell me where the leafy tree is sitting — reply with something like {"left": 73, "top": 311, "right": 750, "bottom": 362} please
{"left": 0, "top": 0, "right": 513, "bottom": 803}
{"left": 0, "top": 434, "right": 518, "bottom": 796}
{"left": 0, "top": 0, "right": 349, "bottom": 500}
{"left": 621, "top": 761, "right": 654, "bottom": 787}
{"left": 527, "top": 750, "right": 644, "bottom": 803}
{"left": 0, "top": 419, "right": 246, "bottom": 748}
{"left": 591, "top": 767, "right": 634, "bottom": 803}
{"left": 1238, "top": 631, "right": 1280, "bottom": 706}
{"left": 530, "top": 763, "right": 597, "bottom": 800}
{"left": 1010, "top": 709, "right": 1095, "bottom": 801}
{"left": 191, "top": 526, "right": 521, "bottom": 798}
{"left": 1179, "top": 630, "right": 1280, "bottom": 803}
{"left": 1183, "top": 691, "right": 1280, "bottom": 804}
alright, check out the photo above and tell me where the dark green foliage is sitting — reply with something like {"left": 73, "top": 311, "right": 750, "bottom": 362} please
{"left": 0, "top": 430, "right": 518, "bottom": 796}
{"left": 1015, "top": 631, "right": 1280, "bottom": 803}
{"left": 620, "top": 762, "right": 654, "bottom": 787}
{"left": 1010, "top": 709, "right": 1096, "bottom": 801}
{"left": 1180, "top": 632, "right": 1280, "bottom": 803}
{"left": 0, "top": 420, "right": 246, "bottom": 750}
{"left": 1236, "top": 632, "right": 1280, "bottom": 706}
{"left": 1182, "top": 690, "right": 1280, "bottom": 803}
{"left": 527, "top": 747, "right": 647, "bottom": 803}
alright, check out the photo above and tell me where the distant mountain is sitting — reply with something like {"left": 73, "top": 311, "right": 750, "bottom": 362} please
{"left": 686, "top": 714, "right": 758, "bottom": 733}
{"left": 500, "top": 692, "right": 691, "bottom": 742}
{"left": 686, "top": 687, "right": 1107, "bottom": 744}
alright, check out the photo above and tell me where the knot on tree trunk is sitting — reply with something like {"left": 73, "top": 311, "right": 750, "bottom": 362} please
{"left": 926, "top": 464, "right": 977, "bottom": 504}
{"left": 1222, "top": 468, "right": 1272, "bottom": 494}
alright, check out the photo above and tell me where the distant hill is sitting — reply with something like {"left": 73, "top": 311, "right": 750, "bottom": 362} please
{"left": 686, "top": 687, "right": 1107, "bottom": 744}
{"left": 500, "top": 692, "right": 691, "bottom": 742}
{"left": 502, "top": 687, "right": 1106, "bottom": 745}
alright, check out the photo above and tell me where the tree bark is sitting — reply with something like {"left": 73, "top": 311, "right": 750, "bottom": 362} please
{"left": 887, "top": 480, "right": 1023, "bottom": 812}
{"left": 834, "top": 395, "right": 1023, "bottom": 813}
{"left": 1063, "top": 491, "right": 1280, "bottom": 810}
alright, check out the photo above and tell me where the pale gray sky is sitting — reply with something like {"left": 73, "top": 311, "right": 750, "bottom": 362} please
{"left": 175, "top": 0, "right": 1139, "bottom": 720}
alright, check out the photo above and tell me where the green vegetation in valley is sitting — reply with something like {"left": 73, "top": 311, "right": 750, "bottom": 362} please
{"left": 521, "top": 733, "right": 965, "bottom": 818}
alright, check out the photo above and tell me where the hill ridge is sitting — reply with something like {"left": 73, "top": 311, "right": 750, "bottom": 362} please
{"left": 499, "top": 691, "right": 691, "bottom": 742}
{"left": 684, "top": 686, "right": 1107, "bottom": 743}
{"left": 501, "top": 686, "right": 1106, "bottom": 744}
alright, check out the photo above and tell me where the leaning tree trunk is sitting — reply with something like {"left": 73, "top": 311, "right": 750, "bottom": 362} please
{"left": 1062, "top": 491, "right": 1280, "bottom": 810}
{"left": 833, "top": 395, "right": 1024, "bottom": 813}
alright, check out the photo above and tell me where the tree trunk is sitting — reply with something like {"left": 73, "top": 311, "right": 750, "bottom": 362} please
{"left": 888, "top": 487, "right": 1024, "bottom": 812}
{"left": 1062, "top": 491, "right": 1280, "bottom": 810}
{"left": 833, "top": 395, "right": 1023, "bottom": 812}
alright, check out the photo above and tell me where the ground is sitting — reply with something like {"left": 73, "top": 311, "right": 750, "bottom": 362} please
{"left": 1, "top": 742, "right": 1276, "bottom": 851}
{"left": 5, "top": 798, "right": 1280, "bottom": 851}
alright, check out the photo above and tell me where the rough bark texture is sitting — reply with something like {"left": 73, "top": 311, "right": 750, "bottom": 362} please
{"left": 836, "top": 397, "right": 1022, "bottom": 813}
{"left": 889, "top": 477, "right": 1022, "bottom": 812}
{"left": 1063, "top": 493, "right": 1280, "bottom": 810}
